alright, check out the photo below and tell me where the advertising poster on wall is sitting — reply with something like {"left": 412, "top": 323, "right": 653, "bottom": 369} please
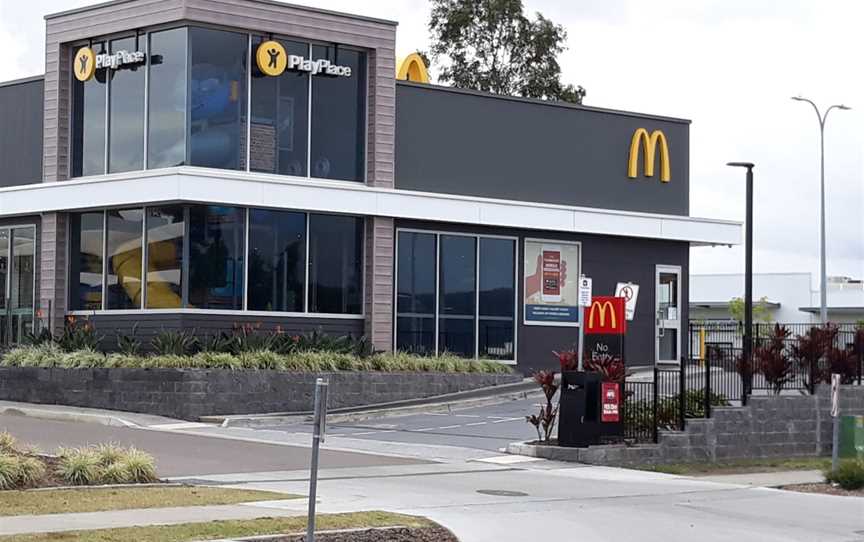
{"left": 523, "top": 239, "right": 580, "bottom": 326}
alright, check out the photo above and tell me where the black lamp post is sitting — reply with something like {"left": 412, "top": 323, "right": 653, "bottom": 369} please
{"left": 727, "top": 162, "right": 754, "bottom": 404}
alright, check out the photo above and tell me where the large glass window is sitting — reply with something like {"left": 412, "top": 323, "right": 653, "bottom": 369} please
{"left": 396, "top": 232, "right": 436, "bottom": 355}
{"left": 146, "top": 207, "right": 185, "bottom": 308}
{"left": 188, "top": 206, "right": 244, "bottom": 309}
{"left": 188, "top": 28, "right": 248, "bottom": 170}
{"left": 148, "top": 28, "right": 187, "bottom": 169}
{"left": 250, "top": 37, "right": 309, "bottom": 176}
{"left": 106, "top": 208, "right": 144, "bottom": 310}
{"left": 69, "top": 213, "right": 104, "bottom": 310}
{"left": 310, "top": 46, "right": 367, "bottom": 182}
{"left": 438, "top": 235, "right": 476, "bottom": 357}
{"left": 0, "top": 227, "right": 36, "bottom": 345}
{"left": 247, "top": 209, "right": 305, "bottom": 312}
{"left": 478, "top": 238, "right": 516, "bottom": 359}
{"left": 108, "top": 36, "right": 145, "bottom": 173}
{"left": 71, "top": 42, "right": 107, "bottom": 177}
{"left": 308, "top": 214, "right": 363, "bottom": 314}
{"left": 396, "top": 231, "right": 517, "bottom": 360}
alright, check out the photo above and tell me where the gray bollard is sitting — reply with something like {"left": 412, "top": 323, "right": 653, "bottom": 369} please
{"left": 307, "top": 378, "right": 329, "bottom": 542}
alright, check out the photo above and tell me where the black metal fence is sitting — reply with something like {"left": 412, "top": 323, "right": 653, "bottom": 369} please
{"left": 620, "top": 321, "right": 864, "bottom": 443}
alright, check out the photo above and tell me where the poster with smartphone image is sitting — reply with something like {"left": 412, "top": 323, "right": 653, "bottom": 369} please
{"left": 524, "top": 239, "right": 580, "bottom": 326}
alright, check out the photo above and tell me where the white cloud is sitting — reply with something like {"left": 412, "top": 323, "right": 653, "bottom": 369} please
{"left": 1, "top": 0, "right": 861, "bottom": 283}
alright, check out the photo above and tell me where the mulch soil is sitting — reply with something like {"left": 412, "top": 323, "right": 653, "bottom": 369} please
{"left": 782, "top": 483, "right": 864, "bottom": 497}
{"left": 270, "top": 526, "right": 458, "bottom": 541}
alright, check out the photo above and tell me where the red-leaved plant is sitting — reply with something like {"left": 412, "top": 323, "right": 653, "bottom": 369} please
{"left": 791, "top": 324, "right": 838, "bottom": 388}
{"left": 825, "top": 346, "right": 857, "bottom": 384}
{"left": 526, "top": 370, "right": 559, "bottom": 443}
{"left": 754, "top": 324, "right": 792, "bottom": 394}
{"left": 553, "top": 348, "right": 625, "bottom": 383}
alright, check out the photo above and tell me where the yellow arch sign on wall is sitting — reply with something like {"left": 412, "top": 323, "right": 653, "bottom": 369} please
{"left": 396, "top": 53, "right": 430, "bottom": 83}
{"left": 628, "top": 128, "right": 671, "bottom": 183}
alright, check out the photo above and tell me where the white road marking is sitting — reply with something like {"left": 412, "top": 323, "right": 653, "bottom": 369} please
{"left": 474, "top": 455, "right": 543, "bottom": 465}
{"left": 437, "top": 425, "right": 462, "bottom": 430}
{"left": 465, "top": 422, "right": 487, "bottom": 427}
{"left": 491, "top": 417, "right": 524, "bottom": 424}
{"left": 148, "top": 422, "right": 213, "bottom": 430}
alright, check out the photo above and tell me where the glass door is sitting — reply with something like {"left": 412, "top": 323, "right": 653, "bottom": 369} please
{"left": 655, "top": 265, "right": 681, "bottom": 365}
{"left": 0, "top": 226, "right": 36, "bottom": 346}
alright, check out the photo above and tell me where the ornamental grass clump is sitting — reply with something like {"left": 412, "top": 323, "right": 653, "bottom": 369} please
{"left": 825, "top": 459, "right": 864, "bottom": 491}
{"left": 0, "top": 454, "right": 21, "bottom": 490}
{"left": 56, "top": 448, "right": 103, "bottom": 486}
{"left": 116, "top": 448, "right": 158, "bottom": 483}
{"left": 0, "top": 432, "right": 18, "bottom": 454}
{"left": 58, "top": 348, "right": 106, "bottom": 369}
{"left": 15, "top": 456, "right": 46, "bottom": 488}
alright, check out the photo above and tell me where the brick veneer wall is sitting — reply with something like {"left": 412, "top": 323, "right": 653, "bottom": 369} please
{"left": 0, "top": 368, "right": 521, "bottom": 421}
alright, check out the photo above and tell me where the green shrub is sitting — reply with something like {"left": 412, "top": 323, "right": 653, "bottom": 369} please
{"left": 104, "top": 353, "right": 146, "bottom": 368}
{"left": 151, "top": 330, "right": 198, "bottom": 356}
{"left": 57, "top": 317, "right": 102, "bottom": 352}
{"left": 101, "top": 462, "right": 132, "bottom": 484}
{"left": 116, "top": 324, "right": 142, "bottom": 356}
{"left": 825, "top": 459, "right": 864, "bottom": 490}
{"left": 56, "top": 448, "right": 103, "bottom": 486}
{"left": 58, "top": 348, "right": 106, "bottom": 369}
{"left": 192, "top": 351, "right": 242, "bottom": 370}
{"left": 0, "top": 432, "right": 18, "bottom": 454}
{"left": 115, "top": 448, "right": 158, "bottom": 483}
{"left": 140, "top": 355, "right": 194, "bottom": 369}
{"left": 238, "top": 350, "right": 283, "bottom": 370}
{"left": 0, "top": 454, "right": 21, "bottom": 490}
{"left": 16, "top": 456, "right": 46, "bottom": 488}
{"left": 95, "top": 443, "right": 125, "bottom": 467}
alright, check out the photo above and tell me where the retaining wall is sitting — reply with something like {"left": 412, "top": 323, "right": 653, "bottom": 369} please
{"left": 0, "top": 368, "right": 522, "bottom": 421}
{"left": 509, "top": 384, "right": 864, "bottom": 466}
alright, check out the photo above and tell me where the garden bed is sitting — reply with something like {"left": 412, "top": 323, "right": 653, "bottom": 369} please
{"left": 782, "top": 483, "right": 864, "bottom": 497}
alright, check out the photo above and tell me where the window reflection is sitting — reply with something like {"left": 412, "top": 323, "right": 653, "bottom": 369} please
{"left": 71, "top": 42, "right": 107, "bottom": 177}
{"left": 247, "top": 209, "right": 306, "bottom": 311}
{"left": 106, "top": 209, "right": 144, "bottom": 310}
{"left": 148, "top": 28, "right": 187, "bottom": 168}
{"left": 146, "top": 207, "right": 185, "bottom": 308}
{"left": 310, "top": 46, "right": 366, "bottom": 181}
{"left": 108, "top": 36, "right": 145, "bottom": 173}
{"left": 308, "top": 214, "right": 363, "bottom": 314}
{"left": 188, "top": 28, "right": 247, "bottom": 170}
{"left": 478, "top": 238, "right": 515, "bottom": 359}
{"left": 69, "top": 213, "right": 104, "bottom": 310}
{"left": 250, "top": 38, "right": 309, "bottom": 176}
{"left": 188, "top": 206, "right": 244, "bottom": 309}
{"left": 396, "top": 232, "right": 436, "bottom": 354}
{"left": 438, "top": 235, "right": 476, "bottom": 356}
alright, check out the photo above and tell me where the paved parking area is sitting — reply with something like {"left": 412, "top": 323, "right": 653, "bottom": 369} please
{"left": 262, "top": 397, "right": 540, "bottom": 452}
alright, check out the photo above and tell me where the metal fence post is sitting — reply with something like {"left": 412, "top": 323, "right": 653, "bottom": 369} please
{"left": 679, "top": 358, "right": 686, "bottom": 429}
{"left": 307, "top": 378, "right": 329, "bottom": 542}
{"left": 857, "top": 329, "right": 862, "bottom": 386}
{"left": 704, "top": 350, "right": 712, "bottom": 418}
{"left": 652, "top": 365, "right": 659, "bottom": 444}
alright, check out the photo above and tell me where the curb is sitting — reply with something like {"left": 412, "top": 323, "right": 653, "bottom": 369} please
{"left": 0, "top": 404, "right": 139, "bottom": 428}
{"left": 203, "top": 379, "right": 539, "bottom": 427}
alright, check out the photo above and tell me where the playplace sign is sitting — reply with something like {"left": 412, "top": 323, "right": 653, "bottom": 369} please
{"left": 74, "top": 47, "right": 145, "bottom": 82}
{"left": 256, "top": 40, "right": 352, "bottom": 78}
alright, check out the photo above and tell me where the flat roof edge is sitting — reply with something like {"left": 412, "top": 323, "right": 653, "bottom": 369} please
{"left": 46, "top": 0, "right": 398, "bottom": 26}
{"left": 0, "top": 75, "right": 45, "bottom": 88}
{"left": 397, "top": 81, "right": 692, "bottom": 125}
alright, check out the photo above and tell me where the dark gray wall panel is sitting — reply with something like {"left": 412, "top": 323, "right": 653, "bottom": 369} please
{"left": 396, "top": 83, "right": 690, "bottom": 216}
{"left": 396, "top": 219, "right": 689, "bottom": 374}
{"left": 0, "top": 78, "right": 43, "bottom": 187}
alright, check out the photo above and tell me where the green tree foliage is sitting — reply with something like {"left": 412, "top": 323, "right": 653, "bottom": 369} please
{"left": 728, "top": 296, "right": 773, "bottom": 324}
{"left": 428, "top": 0, "right": 586, "bottom": 103}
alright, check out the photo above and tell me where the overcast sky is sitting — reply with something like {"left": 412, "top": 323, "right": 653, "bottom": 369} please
{"left": 1, "top": 0, "right": 861, "bottom": 288}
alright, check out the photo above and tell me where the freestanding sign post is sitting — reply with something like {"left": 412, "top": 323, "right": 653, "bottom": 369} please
{"left": 831, "top": 373, "right": 840, "bottom": 473}
{"left": 307, "top": 378, "right": 329, "bottom": 542}
{"left": 577, "top": 276, "right": 593, "bottom": 371}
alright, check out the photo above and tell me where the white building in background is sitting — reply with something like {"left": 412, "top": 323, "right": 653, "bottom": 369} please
{"left": 690, "top": 273, "right": 864, "bottom": 324}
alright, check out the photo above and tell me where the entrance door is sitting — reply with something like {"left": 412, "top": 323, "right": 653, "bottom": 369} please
{"left": 655, "top": 265, "right": 681, "bottom": 365}
{"left": 0, "top": 226, "right": 36, "bottom": 346}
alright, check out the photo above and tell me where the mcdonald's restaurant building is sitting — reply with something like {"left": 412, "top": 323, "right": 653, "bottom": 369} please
{"left": 0, "top": 0, "right": 741, "bottom": 373}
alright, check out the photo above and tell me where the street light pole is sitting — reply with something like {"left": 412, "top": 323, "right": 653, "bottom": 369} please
{"left": 728, "top": 162, "right": 754, "bottom": 403}
{"left": 791, "top": 97, "right": 851, "bottom": 324}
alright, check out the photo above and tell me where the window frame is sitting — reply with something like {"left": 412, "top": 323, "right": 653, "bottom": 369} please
{"left": 66, "top": 205, "right": 365, "bottom": 320}
{"left": 67, "top": 25, "right": 370, "bottom": 184}
{"left": 394, "top": 228, "right": 519, "bottom": 364}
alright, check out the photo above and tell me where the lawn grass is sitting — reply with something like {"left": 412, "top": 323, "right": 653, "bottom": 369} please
{"left": 0, "top": 511, "right": 431, "bottom": 542}
{"left": 0, "top": 486, "right": 296, "bottom": 517}
{"left": 638, "top": 456, "right": 831, "bottom": 476}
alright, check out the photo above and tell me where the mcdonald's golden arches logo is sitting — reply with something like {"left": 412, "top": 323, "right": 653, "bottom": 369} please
{"left": 73, "top": 47, "right": 96, "bottom": 82}
{"left": 628, "top": 128, "right": 670, "bottom": 183}
{"left": 589, "top": 300, "right": 617, "bottom": 330}
{"left": 396, "top": 53, "right": 430, "bottom": 83}
{"left": 585, "top": 296, "right": 626, "bottom": 335}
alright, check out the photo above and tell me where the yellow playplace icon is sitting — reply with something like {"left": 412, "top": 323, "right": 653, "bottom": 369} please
{"left": 73, "top": 47, "right": 96, "bottom": 82}
{"left": 256, "top": 40, "right": 288, "bottom": 76}
{"left": 628, "top": 128, "right": 671, "bottom": 183}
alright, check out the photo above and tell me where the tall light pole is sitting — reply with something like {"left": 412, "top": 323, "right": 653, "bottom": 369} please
{"left": 791, "top": 97, "right": 851, "bottom": 324}
{"left": 727, "top": 162, "right": 754, "bottom": 404}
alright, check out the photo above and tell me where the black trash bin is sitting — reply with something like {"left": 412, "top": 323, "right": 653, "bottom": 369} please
{"left": 558, "top": 371, "right": 602, "bottom": 447}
